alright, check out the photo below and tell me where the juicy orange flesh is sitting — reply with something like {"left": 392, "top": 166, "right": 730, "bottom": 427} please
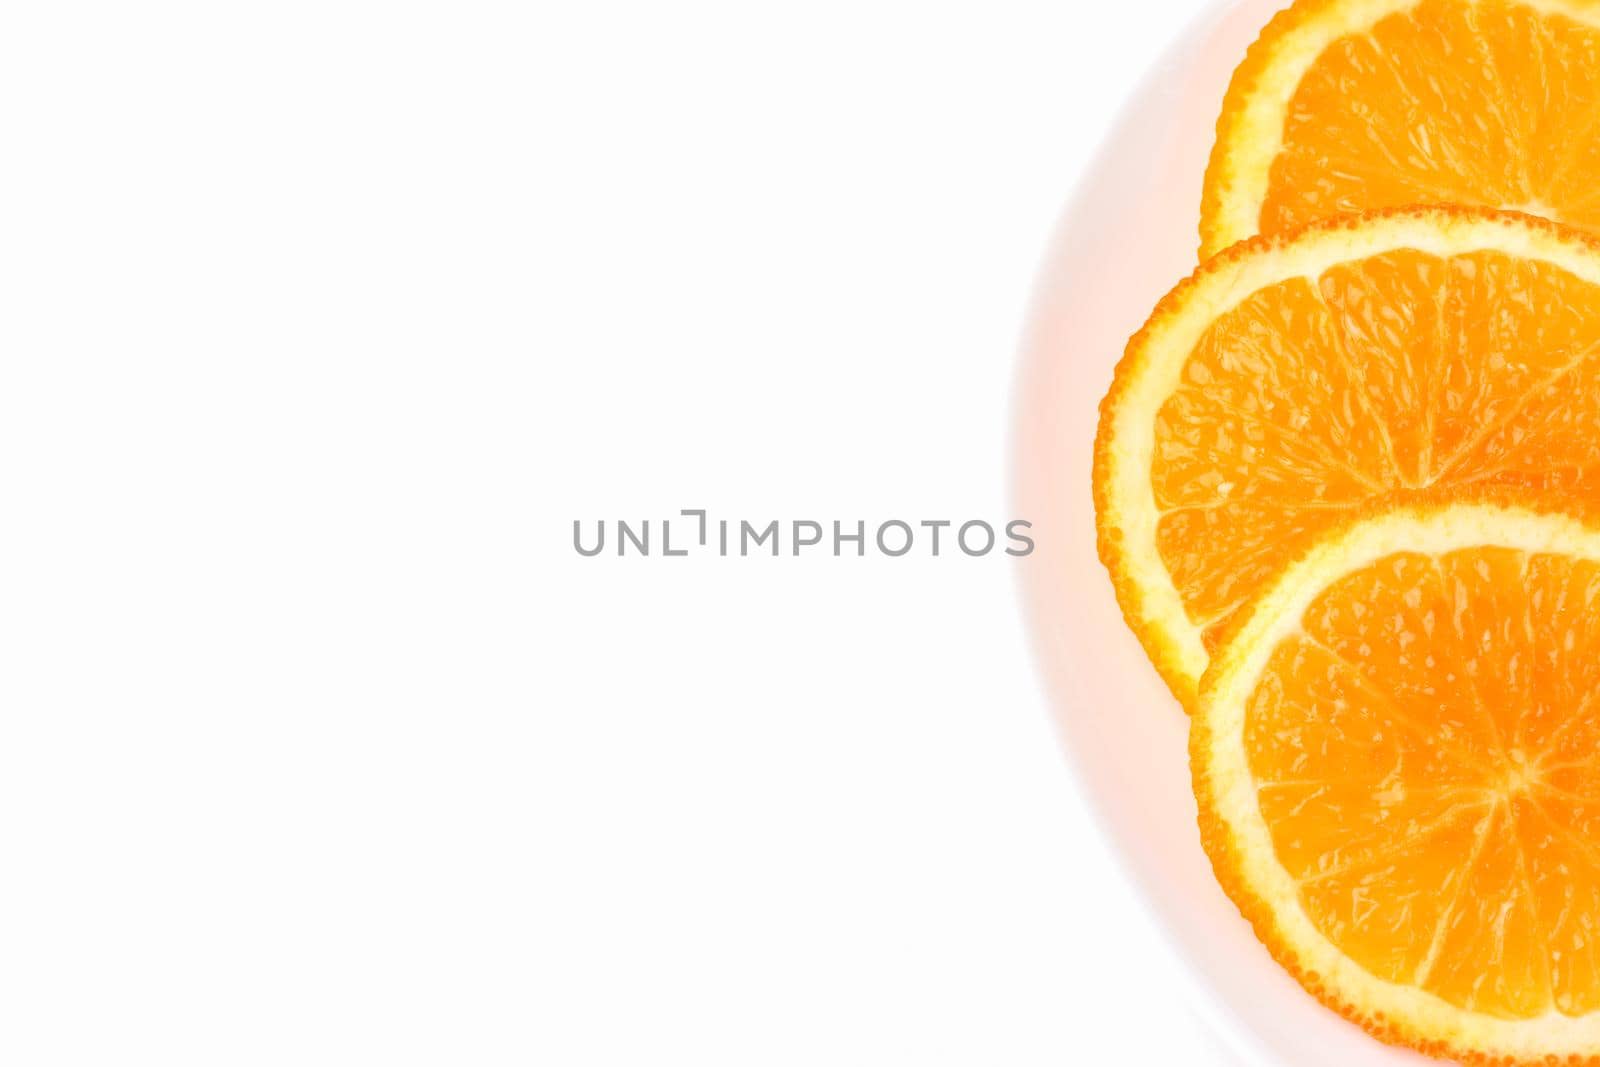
{"left": 1263, "top": 0, "right": 1600, "bottom": 238}
{"left": 1244, "top": 547, "right": 1600, "bottom": 1018}
{"left": 1153, "top": 248, "right": 1600, "bottom": 648}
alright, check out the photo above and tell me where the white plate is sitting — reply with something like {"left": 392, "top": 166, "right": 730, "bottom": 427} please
{"left": 1013, "top": 3, "right": 1435, "bottom": 1064}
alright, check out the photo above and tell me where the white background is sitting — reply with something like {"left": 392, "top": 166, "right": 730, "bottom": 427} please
{"left": 1, "top": 0, "right": 1239, "bottom": 1063}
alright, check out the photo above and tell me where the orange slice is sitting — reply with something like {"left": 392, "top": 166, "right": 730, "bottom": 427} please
{"left": 1094, "top": 206, "right": 1600, "bottom": 708}
{"left": 1202, "top": 0, "right": 1600, "bottom": 259}
{"left": 1194, "top": 499, "right": 1600, "bottom": 1065}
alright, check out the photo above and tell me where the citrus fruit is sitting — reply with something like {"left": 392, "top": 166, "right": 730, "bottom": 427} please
{"left": 1194, "top": 499, "right": 1600, "bottom": 1065}
{"left": 1201, "top": 0, "right": 1600, "bottom": 259}
{"left": 1093, "top": 206, "right": 1600, "bottom": 708}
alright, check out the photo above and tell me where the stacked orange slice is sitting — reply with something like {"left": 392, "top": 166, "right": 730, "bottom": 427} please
{"left": 1198, "top": 499, "right": 1600, "bottom": 1062}
{"left": 1090, "top": 1, "right": 1600, "bottom": 1062}
{"left": 1202, "top": 0, "right": 1600, "bottom": 258}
